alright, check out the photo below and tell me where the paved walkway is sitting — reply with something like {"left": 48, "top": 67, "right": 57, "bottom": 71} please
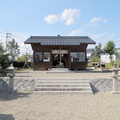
{"left": 11, "top": 69, "right": 115, "bottom": 78}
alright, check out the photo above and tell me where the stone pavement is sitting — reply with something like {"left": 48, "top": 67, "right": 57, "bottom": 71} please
{"left": 13, "top": 69, "right": 114, "bottom": 78}
{"left": 1, "top": 69, "right": 120, "bottom": 93}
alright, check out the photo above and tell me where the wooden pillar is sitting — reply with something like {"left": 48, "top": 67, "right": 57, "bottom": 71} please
{"left": 60, "top": 47, "right": 61, "bottom": 65}
{"left": 50, "top": 48, "right": 52, "bottom": 69}
{"left": 69, "top": 48, "right": 71, "bottom": 70}
{"left": 85, "top": 44, "right": 88, "bottom": 69}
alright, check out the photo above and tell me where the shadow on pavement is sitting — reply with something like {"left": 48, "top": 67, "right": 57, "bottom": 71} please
{"left": 90, "top": 83, "right": 99, "bottom": 94}
{"left": 0, "top": 91, "right": 32, "bottom": 101}
{"left": 0, "top": 114, "right": 14, "bottom": 120}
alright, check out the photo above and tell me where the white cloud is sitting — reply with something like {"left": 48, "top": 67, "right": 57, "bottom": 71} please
{"left": 92, "top": 31, "right": 109, "bottom": 39}
{"left": 44, "top": 14, "right": 59, "bottom": 24}
{"left": 92, "top": 34, "right": 104, "bottom": 39}
{"left": 61, "top": 8, "right": 80, "bottom": 20}
{"left": 61, "top": 8, "right": 80, "bottom": 25}
{"left": 90, "top": 17, "right": 107, "bottom": 26}
{"left": 44, "top": 8, "right": 80, "bottom": 25}
{"left": 69, "top": 28, "right": 83, "bottom": 36}
{"left": 103, "top": 19, "right": 106, "bottom": 23}
{"left": 109, "top": 34, "right": 115, "bottom": 38}
{"left": 90, "top": 17, "right": 101, "bottom": 23}
{"left": 65, "top": 18, "right": 76, "bottom": 25}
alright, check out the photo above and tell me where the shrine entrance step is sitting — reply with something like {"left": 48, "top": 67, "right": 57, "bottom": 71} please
{"left": 33, "top": 78, "right": 93, "bottom": 94}
{"left": 49, "top": 68, "right": 70, "bottom": 72}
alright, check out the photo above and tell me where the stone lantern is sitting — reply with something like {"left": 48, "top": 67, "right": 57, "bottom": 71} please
{"left": 7, "top": 64, "right": 15, "bottom": 93}
{"left": 111, "top": 63, "right": 120, "bottom": 94}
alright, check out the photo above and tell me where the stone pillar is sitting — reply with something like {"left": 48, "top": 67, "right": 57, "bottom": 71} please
{"left": 111, "top": 63, "right": 120, "bottom": 94}
{"left": 7, "top": 64, "right": 15, "bottom": 93}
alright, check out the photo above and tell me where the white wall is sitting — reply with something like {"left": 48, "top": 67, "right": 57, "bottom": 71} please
{"left": 100, "top": 53, "right": 116, "bottom": 63}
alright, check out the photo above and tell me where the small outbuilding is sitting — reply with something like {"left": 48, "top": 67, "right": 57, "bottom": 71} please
{"left": 24, "top": 35, "right": 95, "bottom": 70}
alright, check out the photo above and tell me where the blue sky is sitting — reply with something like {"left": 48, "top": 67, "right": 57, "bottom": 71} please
{"left": 0, "top": 0, "right": 120, "bottom": 55}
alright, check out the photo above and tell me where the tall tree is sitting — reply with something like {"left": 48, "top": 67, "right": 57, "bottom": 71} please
{"left": 17, "top": 50, "right": 31, "bottom": 68}
{"left": 17, "top": 53, "right": 29, "bottom": 62}
{"left": 7, "top": 38, "right": 20, "bottom": 63}
{"left": 93, "top": 43, "right": 102, "bottom": 58}
{"left": 0, "top": 53, "right": 10, "bottom": 69}
{"left": 0, "top": 40, "right": 4, "bottom": 54}
{"left": 103, "top": 41, "right": 115, "bottom": 62}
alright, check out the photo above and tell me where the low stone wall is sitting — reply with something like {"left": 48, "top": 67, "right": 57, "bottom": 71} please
{"left": 90, "top": 78, "right": 113, "bottom": 93}
{"left": 0, "top": 77, "right": 120, "bottom": 93}
{"left": 0, "top": 78, "right": 35, "bottom": 92}
{"left": 90, "top": 78, "right": 120, "bottom": 93}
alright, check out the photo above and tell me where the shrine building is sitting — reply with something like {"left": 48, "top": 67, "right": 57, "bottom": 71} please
{"left": 24, "top": 35, "right": 95, "bottom": 71}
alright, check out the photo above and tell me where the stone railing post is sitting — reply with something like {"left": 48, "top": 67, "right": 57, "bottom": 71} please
{"left": 7, "top": 64, "right": 15, "bottom": 93}
{"left": 111, "top": 63, "right": 120, "bottom": 94}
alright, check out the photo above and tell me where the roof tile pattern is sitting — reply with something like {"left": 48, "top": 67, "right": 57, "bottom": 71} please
{"left": 24, "top": 36, "right": 95, "bottom": 45}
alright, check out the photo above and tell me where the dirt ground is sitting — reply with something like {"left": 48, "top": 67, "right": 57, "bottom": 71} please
{"left": 1, "top": 69, "right": 120, "bottom": 120}
{"left": 13, "top": 69, "right": 114, "bottom": 78}
{"left": 0, "top": 91, "right": 120, "bottom": 120}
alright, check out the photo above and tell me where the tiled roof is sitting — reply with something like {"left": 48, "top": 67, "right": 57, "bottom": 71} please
{"left": 24, "top": 35, "right": 96, "bottom": 45}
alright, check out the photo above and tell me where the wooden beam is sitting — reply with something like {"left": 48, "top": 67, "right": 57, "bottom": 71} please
{"left": 69, "top": 48, "right": 71, "bottom": 70}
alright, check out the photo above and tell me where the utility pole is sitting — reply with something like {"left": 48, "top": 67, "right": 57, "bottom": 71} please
{"left": 6, "top": 32, "right": 12, "bottom": 49}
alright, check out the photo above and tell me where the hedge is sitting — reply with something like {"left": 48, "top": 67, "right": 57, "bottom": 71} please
{"left": 13, "top": 61, "right": 32, "bottom": 68}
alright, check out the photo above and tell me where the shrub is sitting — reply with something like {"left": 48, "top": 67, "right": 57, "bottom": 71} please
{"left": 105, "top": 63, "right": 113, "bottom": 69}
{"left": 91, "top": 57, "right": 99, "bottom": 62}
{"left": 116, "top": 61, "right": 120, "bottom": 68}
{"left": 111, "top": 60, "right": 115, "bottom": 66}
{"left": 13, "top": 61, "right": 32, "bottom": 68}
{"left": 0, "top": 54, "right": 10, "bottom": 69}
{"left": 87, "top": 63, "right": 92, "bottom": 67}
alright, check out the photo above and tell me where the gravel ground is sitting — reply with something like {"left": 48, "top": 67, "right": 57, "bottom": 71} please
{"left": 0, "top": 91, "right": 120, "bottom": 120}
{"left": 1, "top": 69, "right": 120, "bottom": 120}
{"left": 13, "top": 69, "right": 113, "bottom": 78}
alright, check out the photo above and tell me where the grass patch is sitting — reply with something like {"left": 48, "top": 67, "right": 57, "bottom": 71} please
{"left": 87, "top": 63, "right": 92, "bottom": 67}
{"left": 105, "top": 63, "right": 113, "bottom": 69}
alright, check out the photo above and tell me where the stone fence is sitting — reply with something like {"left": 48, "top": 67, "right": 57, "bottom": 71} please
{"left": 0, "top": 78, "right": 35, "bottom": 92}
{"left": 0, "top": 78, "right": 120, "bottom": 93}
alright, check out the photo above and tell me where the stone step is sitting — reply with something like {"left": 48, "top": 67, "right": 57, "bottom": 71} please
{"left": 33, "top": 91, "right": 93, "bottom": 94}
{"left": 36, "top": 79, "right": 89, "bottom": 83}
{"left": 35, "top": 78, "right": 89, "bottom": 80}
{"left": 50, "top": 68, "right": 70, "bottom": 72}
{"left": 36, "top": 80, "right": 89, "bottom": 82}
{"left": 36, "top": 84, "right": 90, "bottom": 87}
{"left": 33, "top": 78, "right": 93, "bottom": 94}
{"left": 35, "top": 87, "right": 92, "bottom": 91}
{"left": 36, "top": 82, "right": 89, "bottom": 85}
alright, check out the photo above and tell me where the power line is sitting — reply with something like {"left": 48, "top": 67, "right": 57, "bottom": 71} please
{"left": 0, "top": 35, "right": 6, "bottom": 37}
{"left": 12, "top": 34, "right": 26, "bottom": 40}
{"left": 114, "top": 40, "right": 120, "bottom": 42}
{"left": 0, "top": 31, "right": 27, "bottom": 40}
{"left": 6, "top": 32, "right": 12, "bottom": 49}
{"left": 0, "top": 32, "right": 6, "bottom": 34}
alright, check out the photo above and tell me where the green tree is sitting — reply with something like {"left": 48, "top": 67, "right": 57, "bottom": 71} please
{"left": 91, "top": 57, "right": 99, "bottom": 62}
{"left": 17, "top": 52, "right": 31, "bottom": 68}
{"left": 93, "top": 43, "right": 102, "bottom": 58}
{"left": 0, "top": 40, "right": 4, "bottom": 50}
{"left": 17, "top": 54, "right": 26, "bottom": 62}
{"left": 0, "top": 53, "right": 10, "bottom": 69}
{"left": 7, "top": 38, "right": 20, "bottom": 63}
{"left": 103, "top": 41, "right": 115, "bottom": 62}
{"left": 0, "top": 40, "right": 4, "bottom": 55}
